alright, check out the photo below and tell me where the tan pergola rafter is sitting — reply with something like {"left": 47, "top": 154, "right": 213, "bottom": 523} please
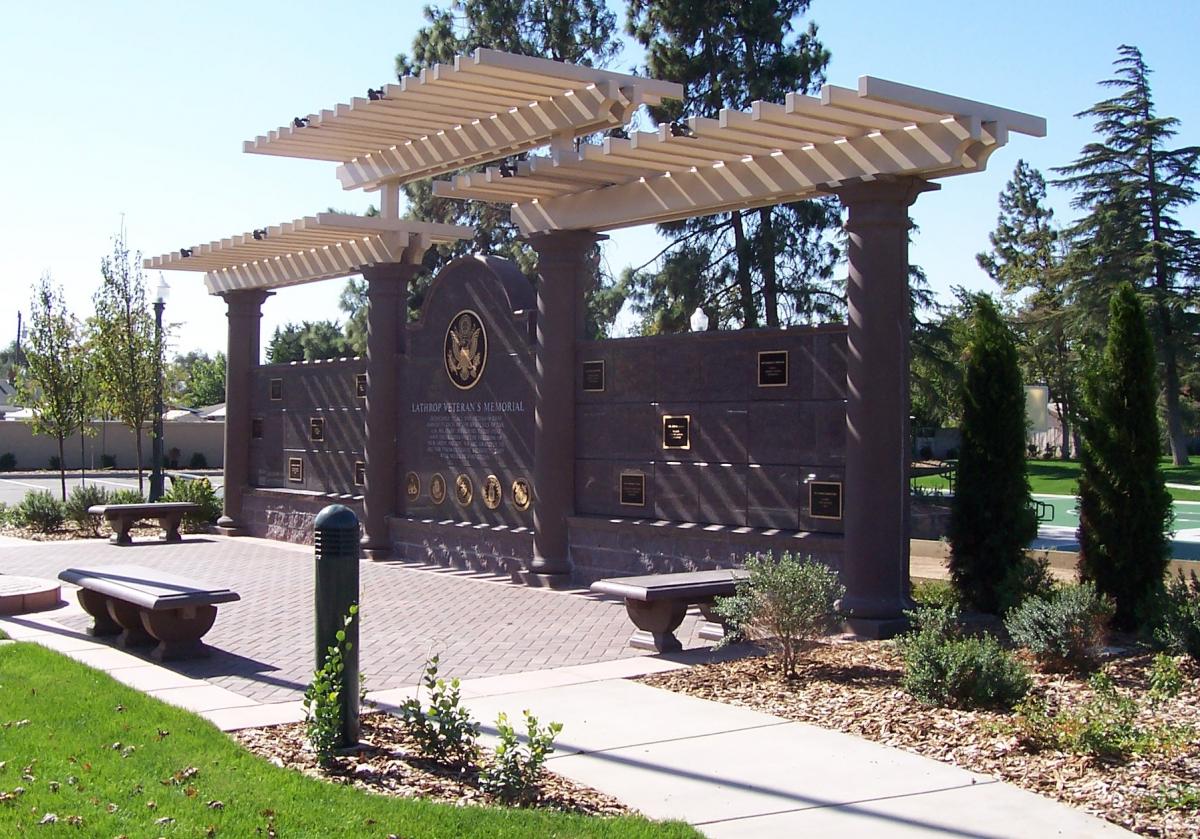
{"left": 144, "top": 214, "right": 471, "bottom": 294}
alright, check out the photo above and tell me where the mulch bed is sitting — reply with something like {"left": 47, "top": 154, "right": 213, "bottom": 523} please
{"left": 640, "top": 640, "right": 1199, "bottom": 838}
{"left": 232, "top": 712, "right": 629, "bottom": 817}
{"left": 0, "top": 524, "right": 164, "bottom": 542}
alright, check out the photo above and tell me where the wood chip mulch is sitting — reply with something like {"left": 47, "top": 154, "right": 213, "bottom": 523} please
{"left": 231, "top": 712, "right": 630, "bottom": 817}
{"left": 0, "top": 524, "right": 190, "bottom": 542}
{"left": 639, "top": 641, "right": 1200, "bottom": 838}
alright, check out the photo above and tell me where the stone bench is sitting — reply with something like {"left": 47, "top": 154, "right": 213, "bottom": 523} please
{"left": 88, "top": 502, "right": 201, "bottom": 545}
{"left": 58, "top": 564, "right": 239, "bottom": 661}
{"left": 591, "top": 569, "right": 748, "bottom": 652}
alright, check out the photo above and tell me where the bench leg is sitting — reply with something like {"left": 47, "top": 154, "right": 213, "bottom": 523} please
{"left": 76, "top": 589, "right": 121, "bottom": 637}
{"left": 105, "top": 597, "right": 155, "bottom": 649}
{"left": 160, "top": 514, "right": 183, "bottom": 543}
{"left": 625, "top": 599, "right": 688, "bottom": 653}
{"left": 696, "top": 598, "right": 731, "bottom": 643}
{"left": 108, "top": 518, "right": 132, "bottom": 546}
{"left": 140, "top": 605, "right": 217, "bottom": 661}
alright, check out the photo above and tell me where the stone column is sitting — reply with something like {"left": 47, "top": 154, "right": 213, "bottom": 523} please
{"left": 830, "top": 177, "right": 937, "bottom": 637}
{"left": 360, "top": 262, "right": 418, "bottom": 559}
{"left": 216, "top": 289, "right": 271, "bottom": 534}
{"left": 524, "top": 230, "right": 603, "bottom": 586}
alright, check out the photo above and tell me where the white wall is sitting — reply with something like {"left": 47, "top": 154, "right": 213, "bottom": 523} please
{"left": 0, "top": 421, "right": 224, "bottom": 470}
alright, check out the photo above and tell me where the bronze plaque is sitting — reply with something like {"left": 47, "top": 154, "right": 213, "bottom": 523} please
{"left": 454, "top": 473, "right": 474, "bottom": 506}
{"left": 758, "top": 350, "right": 789, "bottom": 387}
{"left": 269, "top": 378, "right": 283, "bottom": 400}
{"left": 483, "top": 474, "right": 502, "bottom": 509}
{"left": 582, "top": 359, "right": 605, "bottom": 392}
{"left": 309, "top": 417, "right": 325, "bottom": 442}
{"left": 251, "top": 417, "right": 263, "bottom": 439}
{"left": 405, "top": 471, "right": 420, "bottom": 501}
{"left": 619, "top": 471, "right": 646, "bottom": 507}
{"left": 288, "top": 457, "right": 304, "bottom": 483}
{"left": 662, "top": 415, "right": 691, "bottom": 450}
{"left": 511, "top": 478, "right": 532, "bottom": 511}
{"left": 354, "top": 461, "right": 366, "bottom": 487}
{"left": 355, "top": 373, "right": 367, "bottom": 399}
{"left": 444, "top": 309, "right": 488, "bottom": 390}
{"left": 809, "top": 481, "right": 843, "bottom": 520}
{"left": 429, "top": 473, "right": 446, "bottom": 505}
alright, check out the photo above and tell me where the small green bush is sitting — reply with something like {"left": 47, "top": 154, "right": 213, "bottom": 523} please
{"left": 64, "top": 484, "right": 112, "bottom": 537}
{"left": 188, "top": 452, "right": 208, "bottom": 469}
{"left": 898, "top": 606, "right": 1030, "bottom": 710}
{"left": 1004, "top": 583, "right": 1113, "bottom": 671}
{"left": 109, "top": 488, "right": 145, "bottom": 505}
{"left": 479, "top": 711, "right": 562, "bottom": 804}
{"left": 1148, "top": 653, "right": 1184, "bottom": 703}
{"left": 713, "top": 552, "right": 844, "bottom": 678}
{"left": 397, "top": 656, "right": 479, "bottom": 764}
{"left": 48, "top": 455, "right": 61, "bottom": 470}
{"left": 11, "top": 490, "right": 65, "bottom": 533}
{"left": 1155, "top": 571, "right": 1200, "bottom": 660}
{"left": 100, "top": 453, "right": 116, "bottom": 469}
{"left": 163, "top": 477, "right": 221, "bottom": 532}
{"left": 0, "top": 452, "right": 16, "bottom": 471}
{"left": 911, "top": 579, "right": 958, "bottom": 610}
{"left": 995, "top": 552, "right": 1056, "bottom": 615}
{"left": 303, "top": 605, "right": 358, "bottom": 765}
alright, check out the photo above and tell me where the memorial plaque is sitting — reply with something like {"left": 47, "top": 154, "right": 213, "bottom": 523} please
{"left": 310, "top": 417, "right": 325, "bottom": 442}
{"left": 354, "top": 461, "right": 366, "bottom": 486}
{"left": 355, "top": 373, "right": 367, "bottom": 399}
{"left": 511, "top": 478, "right": 532, "bottom": 511}
{"left": 406, "top": 471, "right": 420, "bottom": 501}
{"left": 430, "top": 473, "right": 447, "bottom": 504}
{"left": 454, "top": 473, "right": 474, "bottom": 506}
{"left": 758, "top": 350, "right": 789, "bottom": 387}
{"left": 809, "top": 481, "right": 843, "bottom": 520}
{"left": 483, "top": 474, "right": 502, "bottom": 509}
{"left": 445, "top": 310, "right": 488, "bottom": 390}
{"left": 619, "top": 471, "right": 646, "bottom": 507}
{"left": 662, "top": 415, "right": 691, "bottom": 450}
{"left": 251, "top": 417, "right": 264, "bottom": 439}
{"left": 582, "top": 359, "right": 605, "bottom": 392}
{"left": 269, "top": 378, "right": 283, "bottom": 401}
{"left": 288, "top": 457, "right": 304, "bottom": 483}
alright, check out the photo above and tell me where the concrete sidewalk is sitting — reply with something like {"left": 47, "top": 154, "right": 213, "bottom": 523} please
{"left": 1, "top": 609, "right": 1130, "bottom": 838}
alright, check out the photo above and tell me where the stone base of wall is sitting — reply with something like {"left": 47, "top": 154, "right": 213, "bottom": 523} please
{"left": 388, "top": 517, "right": 532, "bottom": 577}
{"left": 242, "top": 488, "right": 364, "bottom": 544}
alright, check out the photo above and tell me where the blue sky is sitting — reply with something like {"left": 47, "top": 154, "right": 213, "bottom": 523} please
{"left": 2, "top": 1, "right": 1197, "bottom": 358}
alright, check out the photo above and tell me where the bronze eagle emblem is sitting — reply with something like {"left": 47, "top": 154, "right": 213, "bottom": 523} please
{"left": 446, "top": 312, "right": 483, "bottom": 386}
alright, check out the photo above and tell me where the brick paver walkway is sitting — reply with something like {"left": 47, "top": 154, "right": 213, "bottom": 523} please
{"left": 0, "top": 536, "right": 705, "bottom": 703}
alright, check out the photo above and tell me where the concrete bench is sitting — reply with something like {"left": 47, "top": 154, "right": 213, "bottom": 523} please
{"left": 59, "top": 564, "right": 239, "bottom": 661}
{"left": 88, "top": 502, "right": 201, "bottom": 545}
{"left": 591, "top": 569, "right": 748, "bottom": 652}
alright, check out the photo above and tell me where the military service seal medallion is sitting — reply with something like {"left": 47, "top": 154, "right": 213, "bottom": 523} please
{"left": 445, "top": 310, "right": 487, "bottom": 390}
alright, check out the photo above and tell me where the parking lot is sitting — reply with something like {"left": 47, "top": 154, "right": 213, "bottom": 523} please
{"left": 0, "top": 473, "right": 224, "bottom": 506}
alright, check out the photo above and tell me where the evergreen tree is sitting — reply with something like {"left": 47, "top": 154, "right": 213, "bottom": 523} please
{"left": 1076, "top": 283, "right": 1172, "bottom": 629}
{"left": 266, "top": 321, "right": 351, "bottom": 363}
{"left": 978, "top": 160, "right": 1081, "bottom": 458}
{"left": 1054, "top": 45, "right": 1200, "bottom": 465}
{"left": 948, "top": 295, "right": 1037, "bottom": 614}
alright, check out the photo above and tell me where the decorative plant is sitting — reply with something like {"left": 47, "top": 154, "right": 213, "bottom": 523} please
{"left": 397, "top": 655, "right": 479, "bottom": 763}
{"left": 479, "top": 710, "right": 563, "bottom": 804}
{"left": 63, "top": 484, "right": 112, "bottom": 537}
{"left": 303, "top": 604, "right": 358, "bottom": 765}
{"left": 1004, "top": 583, "right": 1113, "bottom": 671}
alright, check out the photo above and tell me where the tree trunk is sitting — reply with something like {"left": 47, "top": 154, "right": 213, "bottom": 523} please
{"left": 135, "top": 430, "right": 144, "bottom": 495}
{"left": 1156, "top": 302, "right": 1190, "bottom": 465}
{"left": 58, "top": 437, "right": 66, "bottom": 501}
{"left": 80, "top": 432, "right": 86, "bottom": 486}
{"left": 758, "top": 207, "right": 780, "bottom": 328}
{"left": 730, "top": 211, "right": 757, "bottom": 328}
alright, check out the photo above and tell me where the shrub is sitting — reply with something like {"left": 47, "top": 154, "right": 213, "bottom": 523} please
{"left": 1004, "top": 583, "right": 1113, "bottom": 671}
{"left": 898, "top": 606, "right": 1030, "bottom": 710}
{"left": 303, "top": 605, "right": 358, "bottom": 765}
{"left": 1154, "top": 571, "right": 1200, "bottom": 660}
{"left": 911, "top": 579, "right": 958, "bottom": 610}
{"left": 479, "top": 711, "right": 563, "bottom": 804}
{"left": 397, "top": 656, "right": 479, "bottom": 763}
{"left": 162, "top": 477, "right": 220, "bottom": 532}
{"left": 63, "top": 484, "right": 112, "bottom": 537}
{"left": 1148, "top": 653, "right": 1184, "bottom": 703}
{"left": 0, "top": 453, "right": 16, "bottom": 471}
{"left": 919, "top": 444, "right": 934, "bottom": 460}
{"left": 109, "top": 488, "right": 144, "bottom": 505}
{"left": 713, "top": 553, "right": 844, "bottom": 678}
{"left": 188, "top": 451, "right": 208, "bottom": 469}
{"left": 995, "top": 552, "right": 1056, "bottom": 615}
{"left": 99, "top": 453, "right": 116, "bottom": 469}
{"left": 11, "top": 490, "right": 65, "bottom": 533}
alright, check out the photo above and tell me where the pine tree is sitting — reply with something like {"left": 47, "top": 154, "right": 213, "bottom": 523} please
{"left": 1077, "top": 283, "right": 1172, "bottom": 629}
{"left": 1054, "top": 45, "right": 1200, "bottom": 465}
{"left": 948, "top": 295, "right": 1037, "bottom": 614}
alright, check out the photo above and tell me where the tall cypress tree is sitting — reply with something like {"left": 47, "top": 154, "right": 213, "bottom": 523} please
{"left": 948, "top": 295, "right": 1037, "bottom": 614}
{"left": 1077, "top": 283, "right": 1172, "bottom": 629}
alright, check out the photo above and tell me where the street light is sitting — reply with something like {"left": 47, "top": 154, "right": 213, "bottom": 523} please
{"left": 149, "top": 278, "right": 169, "bottom": 501}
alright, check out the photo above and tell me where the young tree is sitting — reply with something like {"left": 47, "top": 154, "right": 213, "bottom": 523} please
{"left": 16, "top": 275, "right": 93, "bottom": 499}
{"left": 91, "top": 234, "right": 157, "bottom": 493}
{"left": 1054, "top": 45, "right": 1200, "bottom": 465}
{"left": 978, "top": 160, "right": 1081, "bottom": 458}
{"left": 172, "top": 351, "right": 226, "bottom": 407}
{"left": 948, "top": 295, "right": 1037, "bottom": 614}
{"left": 1077, "top": 283, "right": 1172, "bottom": 629}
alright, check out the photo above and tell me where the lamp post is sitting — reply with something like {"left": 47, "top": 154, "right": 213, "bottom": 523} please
{"left": 149, "top": 278, "right": 169, "bottom": 501}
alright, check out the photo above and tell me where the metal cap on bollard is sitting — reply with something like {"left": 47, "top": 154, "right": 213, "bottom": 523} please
{"left": 313, "top": 504, "right": 361, "bottom": 747}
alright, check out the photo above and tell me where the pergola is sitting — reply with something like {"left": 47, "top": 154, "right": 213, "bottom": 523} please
{"left": 149, "top": 49, "right": 1043, "bottom": 632}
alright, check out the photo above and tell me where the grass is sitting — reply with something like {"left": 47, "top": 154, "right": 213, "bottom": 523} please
{"left": 914, "top": 459, "right": 1200, "bottom": 503}
{"left": 0, "top": 643, "right": 699, "bottom": 838}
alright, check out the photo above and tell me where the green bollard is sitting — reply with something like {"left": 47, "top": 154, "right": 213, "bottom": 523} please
{"left": 313, "top": 503, "right": 360, "bottom": 747}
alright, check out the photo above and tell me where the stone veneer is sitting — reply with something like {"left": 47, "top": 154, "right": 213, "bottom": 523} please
{"left": 243, "top": 488, "right": 364, "bottom": 544}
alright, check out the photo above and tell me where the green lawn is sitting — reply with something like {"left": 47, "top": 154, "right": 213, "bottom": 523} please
{"left": 0, "top": 643, "right": 699, "bottom": 838}
{"left": 915, "top": 459, "right": 1200, "bottom": 502}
